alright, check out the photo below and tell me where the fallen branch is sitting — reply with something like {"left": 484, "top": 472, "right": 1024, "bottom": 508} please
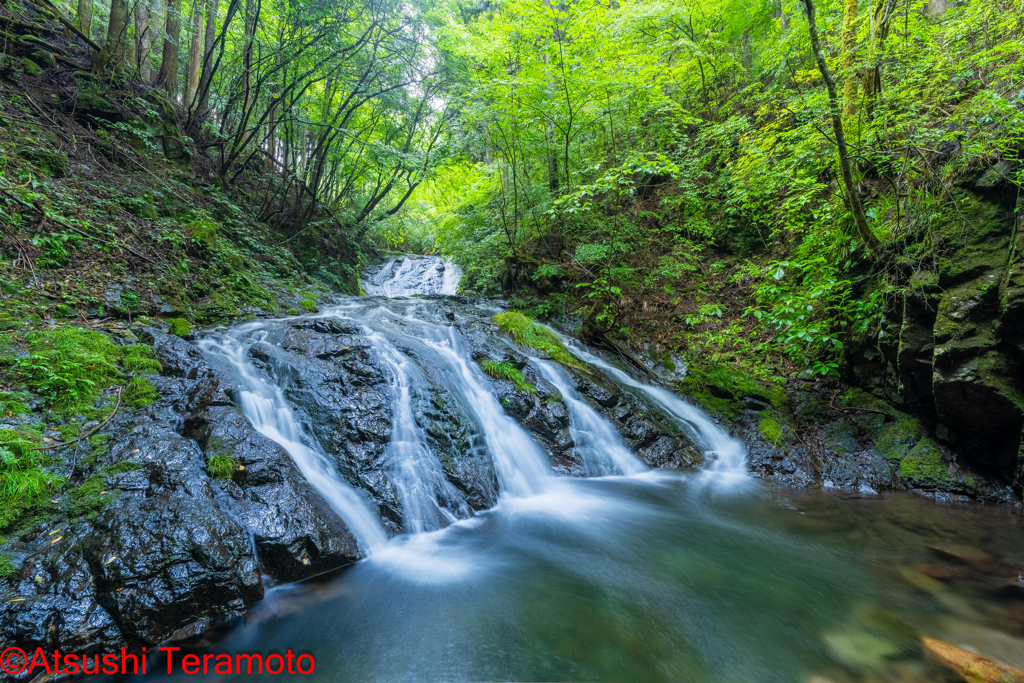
{"left": 32, "top": 386, "right": 122, "bottom": 452}
{"left": 29, "top": 0, "right": 102, "bottom": 52}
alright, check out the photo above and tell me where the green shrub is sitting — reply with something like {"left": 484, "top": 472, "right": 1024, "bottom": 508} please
{"left": 492, "top": 312, "right": 583, "bottom": 369}
{"left": 480, "top": 359, "right": 536, "bottom": 393}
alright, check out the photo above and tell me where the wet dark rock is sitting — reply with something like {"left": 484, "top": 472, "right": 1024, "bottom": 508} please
{"left": 0, "top": 329, "right": 369, "bottom": 661}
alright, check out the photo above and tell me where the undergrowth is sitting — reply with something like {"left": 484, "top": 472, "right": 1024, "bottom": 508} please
{"left": 492, "top": 312, "right": 584, "bottom": 370}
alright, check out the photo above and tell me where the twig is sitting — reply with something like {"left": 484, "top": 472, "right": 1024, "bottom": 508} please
{"left": 32, "top": 386, "right": 122, "bottom": 453}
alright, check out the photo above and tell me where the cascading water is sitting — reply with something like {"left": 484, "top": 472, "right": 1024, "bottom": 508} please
{"left": 563, "top": 339, "right": 748, "bottom": 480}
{"left": 197, "top": 332, "right": 389, "bottom": 552}
{"left": 532, "top": 358, "right": 647, "bottom": 476}
{"left": 361, "top": 255, "right": 462, "bottom": 297}
{"left": 424, "top": 329, "right": 552, "bottom": 498}
{"left": 363, "top": 329, "right": 472, "bottom": 532}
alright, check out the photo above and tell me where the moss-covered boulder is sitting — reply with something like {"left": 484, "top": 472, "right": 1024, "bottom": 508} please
{"left": 17, "top": 148, "right": 67, "bottom": 177}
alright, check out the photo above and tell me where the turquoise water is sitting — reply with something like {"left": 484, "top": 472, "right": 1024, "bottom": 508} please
{"left": 151, "top": 473, "right": 1024, "bottom": 682}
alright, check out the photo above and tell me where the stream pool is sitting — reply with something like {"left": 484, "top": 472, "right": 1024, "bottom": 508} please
{"left": 141, "top": 473, "right": 1023, "bottom": 683}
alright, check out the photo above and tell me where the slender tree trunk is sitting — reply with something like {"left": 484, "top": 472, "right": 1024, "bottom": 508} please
{"left": 134, "top": 0, "right": 152, "bottom": 80}
{"left": 802, "top": 0, "right": 878, "bottom": 251}
{"left": 860, "top": 0, "right": 897, "bottom": 120}
{"left": 74, "top": 0, "right": 93, "bottom": 39}
{"left": 156, "top": 0, "right": 180, "bottom": 99}
{"left": 97, "top": 0, "right": 130, "bottom": 77}
{"left": 241, "top": 0, "right": 256, "bottom": 115}
{"left": 840, "top": 0, "right": 859, "bottom": 118}
{"left": 184, "top": 0, "right": 203, "bottom": 107}
{"left": 150, "top": 0, "right": 163, "bottom": 77}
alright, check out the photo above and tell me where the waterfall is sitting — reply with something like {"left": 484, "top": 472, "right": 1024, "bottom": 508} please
{"left": 362, "top": 255, "right": 462, "bottom": 298}
{"left": 532, "top": 359, "right": 646, "bottom": 476}
{"left": 563, "top": 341, "right": 748, "bottom": 479}
{"left": 424, "top": 330, "right": 552, "bottom": 498}
{"left": 365, "top": 330, "right": 472, "bottom": 533}
{"left": 198, "top": 335, "right": 389, "bottom": 553}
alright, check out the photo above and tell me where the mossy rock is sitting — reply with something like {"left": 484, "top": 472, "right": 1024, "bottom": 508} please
{"left": 898, "top": 439, "right": 951, "bottom": 487}
{"left": 186, "top": 219, "right": 218, "bottom": 249}
{"left": 17, "top": 148, "right": 67, "bottom": 178}
{"left": 29, "top": 50, "right": 55, "bottom": 68}
{"left": 758, "top": 416, "right": 786, "bottom": 447}
{"left": 20, "top": 58, "right": 41, "bottom": 77}
{"left": 119, "top": 195, "right": 158, "bottom": 219}
{"left": 875, "top": 418, "right": 925, "bottom": 461}
{"left": 492, "top": 311, "right": 583, "bottom": 369}
{"left": 167, "top": 318, "right": 192, "bottom": 337}
{"left": 480, "top": 359, "right": 536, "bottom": 394}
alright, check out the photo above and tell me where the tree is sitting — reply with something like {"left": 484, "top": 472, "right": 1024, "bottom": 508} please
{"left": 156, "top": 0, "right": 181, "bottom": 98}
{"left": 96, "top": 0, "right": 130, "bottom": 77}
{"left": 801, "top": 0, "right": 877, "bottom": 250}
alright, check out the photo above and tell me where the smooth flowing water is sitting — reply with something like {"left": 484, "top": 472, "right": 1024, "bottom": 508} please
{"left": 156, "top": 260, "right": 1023, "bottom": 683}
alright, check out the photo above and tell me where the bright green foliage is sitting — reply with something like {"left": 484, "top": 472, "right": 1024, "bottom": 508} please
{"left": 0, "top": 425, "right": 56, "bottom": 531}
{"left": 299, "top": 295, "right": 318, "bottom": 313}
{"left": 480, "top": 360, "right": 536, "bottom": 394}
{"left": 168, "top": 318, "right": 193, "bottom": 337}
{"left": 208, "top": 454, "right": 240, "bottom": 480}
{"left": 492, "top": 312, "right": 583, "bottom": 369}
{"left": 13, "top": 327, "right": 122, "bottom": 414}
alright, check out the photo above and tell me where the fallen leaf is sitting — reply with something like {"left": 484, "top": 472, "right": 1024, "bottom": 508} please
{"left": 922, "top": 636, "right": 1024, "bottom": 683}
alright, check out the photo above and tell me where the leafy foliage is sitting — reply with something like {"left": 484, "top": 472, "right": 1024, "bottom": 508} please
{"left": 492, "top": 312, "right": 584, "bottom": 369}
{"left": 480, "top": 360, "right": 536, "bottom": 394}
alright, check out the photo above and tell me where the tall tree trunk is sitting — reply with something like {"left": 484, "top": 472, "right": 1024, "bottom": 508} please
{"left": 840, "top": 0, "right": 859, "bottom": 118}
{"left": 184, "top": 0, "right": 203, "bottom": 107}
{"left": 802, "top": 0, "right": 878, "bottom": 252}
{"left": 74, "top": 0, "right": 93, "bottom": 39}
{"left": 97, "top": 0, "right": 130, "bottom": 77}
{"left": 134, "top": 0, "right": 152, "bottom": 80}
{"left": 203, "top": 0, "right": 218, "bottom": 56}
{"left": 926, "top": 0, "right": 945, "bottom": 15}
{"left": 156, "top": 0, "right": 180, "bottom": 99}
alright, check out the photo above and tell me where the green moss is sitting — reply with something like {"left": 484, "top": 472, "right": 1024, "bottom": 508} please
{"left": 123, "top": 377, "right": 159, "bottom": 409}
{"left": 480, "top": 359, "right": 536, "bottom": 393}
{"left": 299, "top": 295, "right": 318, "bottom": 312}
{"left": 17, "top": 148, "right": 67, "bottom": 178}
{"left": 493, "top": 312, "right": 583, "bottom": 369}
{"left": 64, "top": 474, "right": 119, "bottom": 518}
{"left": 0, "top": 554, "right": 17, "bottom": 579}
{"left": 286, "top": 308, "right": 301, "bottom": 316}
{"left": 758, "top": 416, "right": 784, "bottom": 447}
{"left": 898, "top": 439, "right": 951, "bottom": 486}
{"left": 122, "top": 345, "right": 162, "bottom": 374}
{"left": 101, "top": 461, "right": 141, "bottom": 475}
{"left": 875, "top": 418, "right": 925, "bottom": 461}
{"left": 187, "top": 218, "right": 218, "bottom": 249}
{"left": 168, "top": 318, "right": 192, "bottom": 337}
{"left": 208, "top": 454, "right": 240, "bottom": 479}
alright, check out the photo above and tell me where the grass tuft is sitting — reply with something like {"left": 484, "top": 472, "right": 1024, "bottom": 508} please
{"left": 492, "top": 312, "right": 583, "bottom": 369}
{"left": 480, "top": 359, "right": 536, "bottom": 393}
{"left": 208, "top": 454, "right": 240, "bottom": 480}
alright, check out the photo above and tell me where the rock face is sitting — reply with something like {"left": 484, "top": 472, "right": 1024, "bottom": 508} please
{"left": 0, "top": 330, "right": 360, "bottom": 666}
{"left": 849, "top": 187, "right": 1024, "bottom": 490}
